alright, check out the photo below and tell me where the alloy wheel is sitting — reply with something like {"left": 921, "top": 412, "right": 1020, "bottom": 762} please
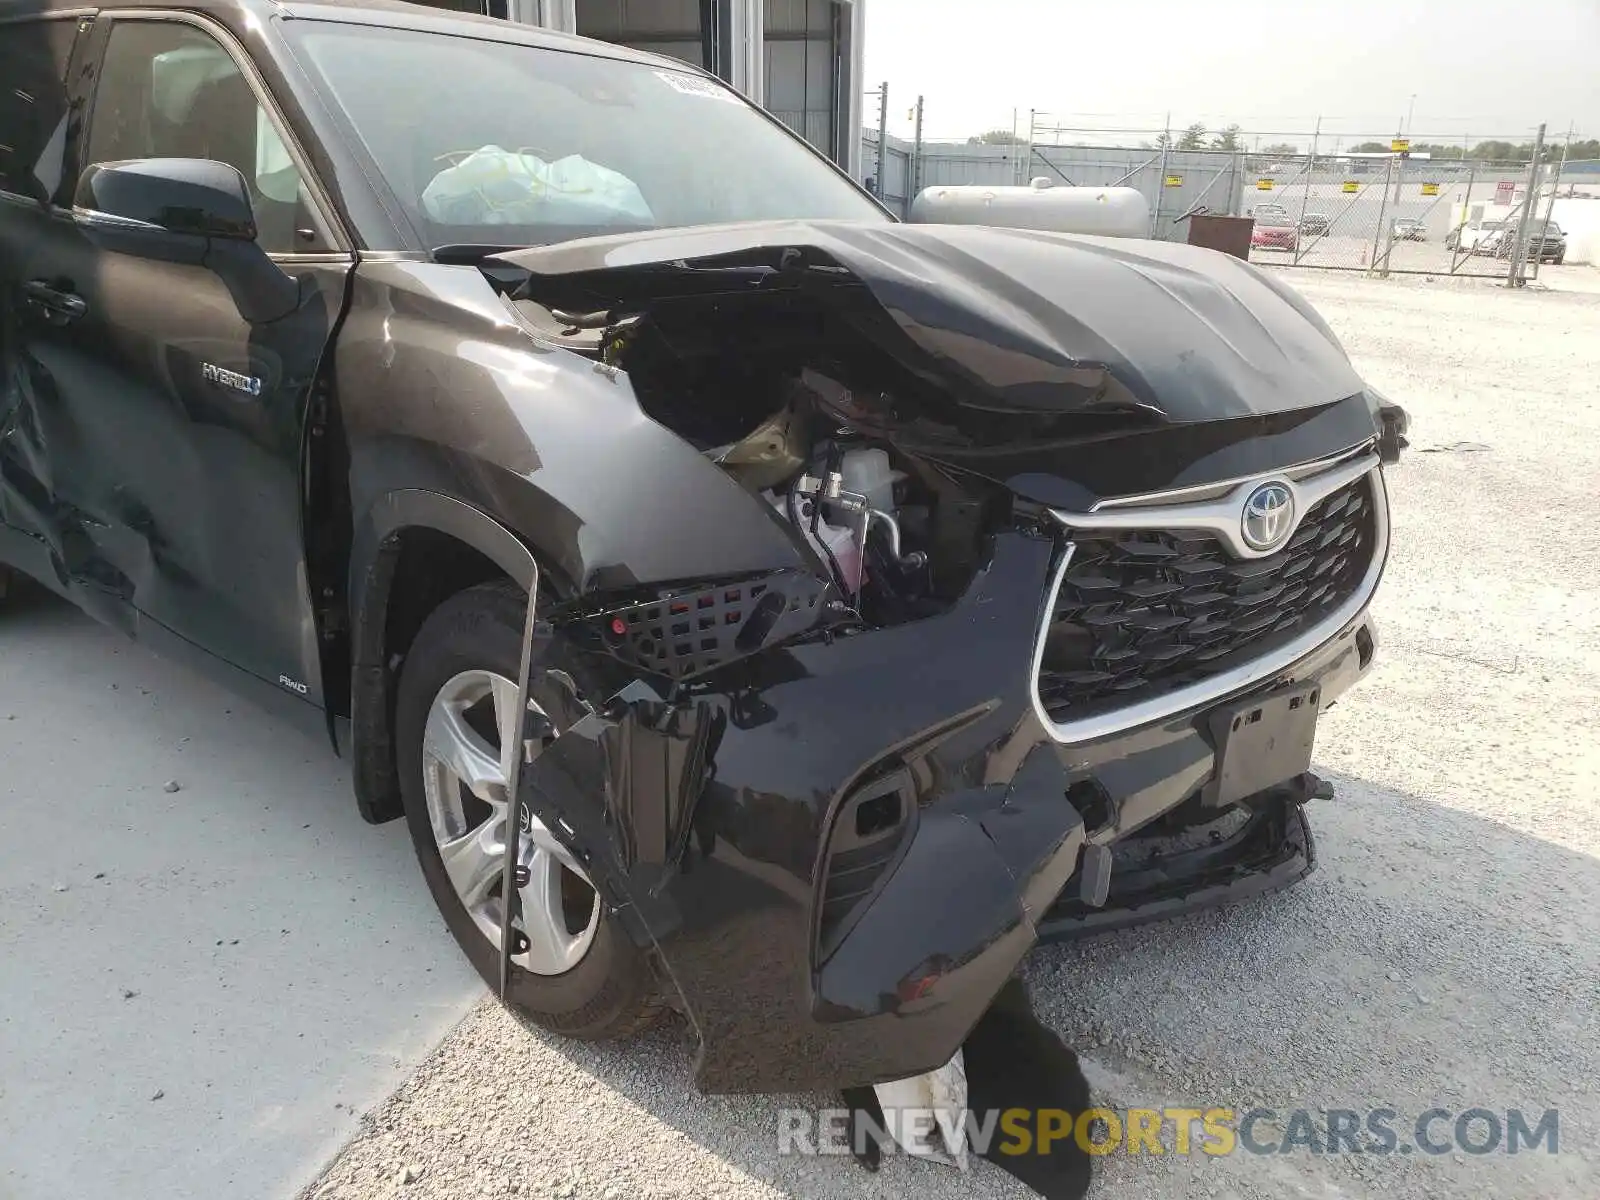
{"left": 420, "top": 669, "right": 600, "bottom": 975}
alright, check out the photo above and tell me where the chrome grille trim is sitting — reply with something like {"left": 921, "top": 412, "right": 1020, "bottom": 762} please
{"left": 1090, "top": 441, "right": 1375, "bottom": 511}
{"left": 1051, "top": 450, "right": 1381, "bottom": 562}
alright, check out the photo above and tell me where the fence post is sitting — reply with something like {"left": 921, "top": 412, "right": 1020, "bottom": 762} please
{"left": 1369, "top": 156, "right": 1394, "bottom": 276}
{"left": 1507, "top": 123, "right": 1545, "bottom": 287}
{"left": 1382, "top": 152, "right": 1405, "bottom": 277}
{"left": 1450, "top": 162, "right": 1476, "bottom": 274}
{"left": 1151, "top": 113, "right": 1170, "bottom": 238}
{"left": 1295, "top": 117, "right": 1319, "bottom": 252}
{"left": 1529, "top": 127, "right": 1566, "bottom": 283}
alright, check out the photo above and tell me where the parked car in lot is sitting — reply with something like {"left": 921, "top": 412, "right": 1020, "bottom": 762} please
{"left": 1251, "top": 216, "right": 1300, "bottom": 252}
{"left": 1448, "top": 217, "right": 1506, "bottom": 254}
{"left": 0, "top": 0, "right": 1405, "bottom": 1096}
{"left": 1495, "top": 219, "right": 1566, "bottom": 264}
{"left": 1391, "top": 217, "right": 1426, "bottom": 241}
{"left": 1298, "top": 211, "right": 1331, "bottom": 236}
{"left": 1251, "top": 202, "right": 1291, "bottom": 221}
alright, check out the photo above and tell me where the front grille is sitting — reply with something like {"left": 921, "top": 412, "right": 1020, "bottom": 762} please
{"left": 1037, "top": 473, "right": 1377, "bottom": 722}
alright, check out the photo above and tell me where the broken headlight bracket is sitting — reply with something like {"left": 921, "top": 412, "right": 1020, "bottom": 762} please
{"left": 569, "top": 568, "right": 835, "bottom": 681}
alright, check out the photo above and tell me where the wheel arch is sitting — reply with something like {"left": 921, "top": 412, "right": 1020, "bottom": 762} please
{"left": 348, "top": 489, "right": 539, "bottom": 824}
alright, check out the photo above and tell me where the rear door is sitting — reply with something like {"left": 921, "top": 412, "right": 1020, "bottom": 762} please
{"left": 8, "top": 11, "right": 353, "bottom": 705}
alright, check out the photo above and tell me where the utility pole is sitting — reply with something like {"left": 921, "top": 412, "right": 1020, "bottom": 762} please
{"left": 1391, "top": 125, "right": 1406, "bottom": 209}
{"left": 1025, "top": 108, "right": 1037, "bottom": 186}
{"left": 911, "top": 94, "right": 925, "bottom": 207}
{"left": 875, "top": 81, "right": 889, "bottom": 198}
{"left": 1507, "top": 123, "right": 1545, "bottom": 287}
{"left": 1152, "top": 111, "right": 1171, "bottom": 237}
{"left": 1405, "top": 94, "right": 1417, "bottom": 135}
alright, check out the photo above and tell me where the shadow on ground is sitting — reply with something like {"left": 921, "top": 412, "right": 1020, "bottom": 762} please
{"left": 519, "top": 767, "right": 1600, "bottom": 1200}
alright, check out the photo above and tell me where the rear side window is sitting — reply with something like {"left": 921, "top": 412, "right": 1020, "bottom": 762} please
{"left": 0, "top": 17, "right": 78, "bottom": 200}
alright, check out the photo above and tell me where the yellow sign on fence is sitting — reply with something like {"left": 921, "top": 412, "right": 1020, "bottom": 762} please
{"left": 1164, "top": 175, "right": 1183, "bottom": 187}
{"left": 1391, "top": 138, "right": 1411, "bottom": 153}
{"left": 1256, "top": 178, "right": 1274, "bottom": 190}
{"left": 1342, "top": 181, "right": 1360, "bottom": 193}
{"left": 1421, "top": 182, "right": 1440, "bottom": 196}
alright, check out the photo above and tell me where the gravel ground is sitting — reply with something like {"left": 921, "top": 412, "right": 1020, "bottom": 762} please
{"left": 303, "top": 269, "right": 1600, "bottom": 1200}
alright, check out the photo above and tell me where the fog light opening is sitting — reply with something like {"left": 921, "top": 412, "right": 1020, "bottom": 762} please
{"left": 855, "top": 791, "right": 904, "bottom": 840}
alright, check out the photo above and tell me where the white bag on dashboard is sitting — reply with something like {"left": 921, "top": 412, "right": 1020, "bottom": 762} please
{"left": 421, "top": 146, "right": 653, "bottom": 227}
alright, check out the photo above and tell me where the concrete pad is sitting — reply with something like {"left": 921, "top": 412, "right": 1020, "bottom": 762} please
{"left": 0, "top": 582, "right": 482, "bottom": 1200}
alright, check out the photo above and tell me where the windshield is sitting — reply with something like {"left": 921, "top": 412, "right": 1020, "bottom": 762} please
{"left": 284, "top": 22, "right": 885, "bottom": 249}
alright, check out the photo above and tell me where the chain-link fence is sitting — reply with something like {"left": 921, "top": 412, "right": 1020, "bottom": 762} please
{"left": 862, "top": 132, "right": 1247, "bottom": 241}
{"left": 863, "top": 116, "right": 1595, "bottom": 274}
{"left": 1235, "top": 151, "right": 1560, "bottom": 279}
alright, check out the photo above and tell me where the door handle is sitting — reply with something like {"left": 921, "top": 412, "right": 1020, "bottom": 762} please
{"left": 23, "top": 280, "right": 88, "bottom": 323}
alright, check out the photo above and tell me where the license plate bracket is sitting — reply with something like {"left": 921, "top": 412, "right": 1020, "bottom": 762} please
{"left": 1203, "top": 681, "right": 1320, "bottom": 808}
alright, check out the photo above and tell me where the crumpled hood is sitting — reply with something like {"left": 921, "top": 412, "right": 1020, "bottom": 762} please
{"left": 490, "top": 220, "right": 1364, "bottom": 424}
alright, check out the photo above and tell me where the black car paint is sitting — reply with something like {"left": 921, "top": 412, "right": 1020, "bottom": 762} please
{"left": 511, "top": 558, "right": 1378, "bottom": 1091}
{"left": 493, "top": 221, "right": 1368, "bottom": 424}
{"left": 1, "top": 0, "right": 1393, "bottom": 1094}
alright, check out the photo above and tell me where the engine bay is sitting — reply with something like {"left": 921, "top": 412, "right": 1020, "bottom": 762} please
{"left": 506, "top": 286, "right": 1015, "bottom": 638}
{"left": 710, "top": 367, "right": 999, "bottom": 629}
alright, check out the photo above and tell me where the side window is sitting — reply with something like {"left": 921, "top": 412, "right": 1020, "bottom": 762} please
{"left": 0, "top": 17, "right": 78, "bottom": 201}
{"left": 84, "top": 21, "right": 316, "bottom": 254}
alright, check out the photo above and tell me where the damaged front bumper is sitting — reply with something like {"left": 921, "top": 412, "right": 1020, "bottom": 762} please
{"left": 510, "top": 498, "right": 1382, "bottom": 1094}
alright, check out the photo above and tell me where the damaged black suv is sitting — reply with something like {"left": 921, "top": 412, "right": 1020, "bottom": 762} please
{"left": 1, "top": 0, "right": 1404, "bottom": 1093}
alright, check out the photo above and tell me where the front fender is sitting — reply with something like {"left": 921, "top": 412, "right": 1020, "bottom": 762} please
{"left": 337, "top": 259, "right": 808, "bottom": 595}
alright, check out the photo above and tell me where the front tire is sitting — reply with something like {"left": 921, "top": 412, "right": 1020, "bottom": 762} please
{"left": 395, "top": 581, "right": 661, "bottom": 1039}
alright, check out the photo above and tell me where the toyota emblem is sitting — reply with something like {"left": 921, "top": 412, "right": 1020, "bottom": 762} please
{"left": 1241, "top": 482, "right": 1295, "bottom": 552}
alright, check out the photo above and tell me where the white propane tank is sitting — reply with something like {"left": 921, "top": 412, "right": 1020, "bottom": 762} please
{"left": 909, "top": 178, "right": 1150, "bottom": 238}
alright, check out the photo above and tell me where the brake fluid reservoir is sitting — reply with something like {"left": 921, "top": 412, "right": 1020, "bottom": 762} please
{"left": 840, "top": 449, "right": 896, "bottom": 514}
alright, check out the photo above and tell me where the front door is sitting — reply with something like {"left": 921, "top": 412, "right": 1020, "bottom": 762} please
{"left": 8, "top": 13, "right": 352, "bottom": 705}
{"left": 0, "top": 12, "right": 95, "bottom": 601}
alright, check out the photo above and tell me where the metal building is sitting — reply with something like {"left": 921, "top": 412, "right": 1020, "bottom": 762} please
{"left": 413, "top": 0, "right": 864, "bottom": 174}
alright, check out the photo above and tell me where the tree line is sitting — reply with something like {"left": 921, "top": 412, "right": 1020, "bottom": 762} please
{"left": 968, "top": 126, "right": 1600, "bottom": 163}
{"left": 1343, "top": 139, "right": 1600, "bottom": 162}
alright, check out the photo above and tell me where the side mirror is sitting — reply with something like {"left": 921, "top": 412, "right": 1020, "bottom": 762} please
{"left": 74, "top": 158, "right": 258, "bottom": 240}
{"left": 73, "top": 158, "right": 301, "bottom": 325}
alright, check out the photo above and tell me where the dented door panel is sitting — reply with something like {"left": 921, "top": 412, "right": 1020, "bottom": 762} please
{"left": 9, "top": 207, "right": 345, "bottom": 698}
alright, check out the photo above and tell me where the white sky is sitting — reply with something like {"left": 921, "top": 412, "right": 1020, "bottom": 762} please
{"left": 862, "top": 0, "right": 1600, "bottom": 148}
